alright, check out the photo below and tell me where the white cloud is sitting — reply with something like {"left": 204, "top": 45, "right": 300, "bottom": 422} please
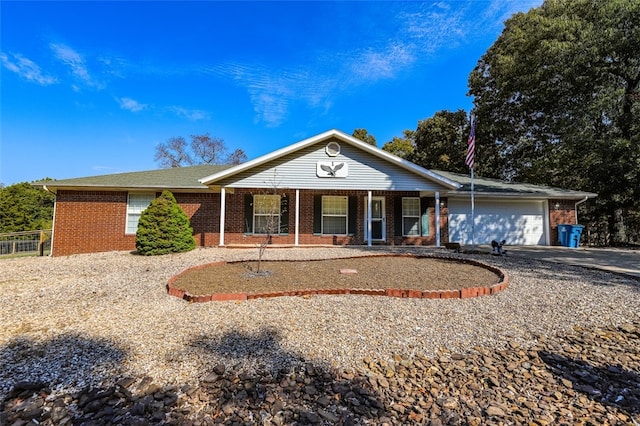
{"left": 349, "top": 42, "right": 415, "bottom": 81}
{"left": 0, "top": 52, "right": 57, "bottom": 85}
{"left": 50, "top": 42, "right": 102, "bottom": 88}
{"left": 169, "top": 106, "right": 210, "bottom": 121}
{"left": 117, "top": 97, "right": 147, "bottom": 112}
{"left": 202, "top": 1, "right": 540, "bottom": 127}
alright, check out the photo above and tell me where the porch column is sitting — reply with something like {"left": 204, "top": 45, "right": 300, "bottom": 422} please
{"left": 294, "top": 189, "right": 300, "bottom": 246}
{"left": 435, "top": 191, "right": 441, "bottom": 247}
{"left": 219, "top": 187, "right": 226, "bottom": 246}
{"left": 367, "top": 191, "right": 372, "bottom": 247}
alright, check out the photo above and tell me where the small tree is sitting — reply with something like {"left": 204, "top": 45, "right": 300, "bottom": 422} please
{"left": 249, "top": 171, "right": 284, "bottom": 275}
{"left": 136, "top": 190, "right": 196, "bottom": 255}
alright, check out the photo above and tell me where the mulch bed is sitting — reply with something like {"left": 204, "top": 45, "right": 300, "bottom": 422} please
{"left": 170, "top": 256, "right": 502, "bottom": 296}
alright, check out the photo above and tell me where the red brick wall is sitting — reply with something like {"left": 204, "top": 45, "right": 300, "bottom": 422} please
{"left": 53, "top": 191, "right": 133, "bottom": 256}
{"left": 548, "top": 199, "right": 577, "bottom": 245}
{"left": 52, "top": 189, "right": 449, "bottom": 256}
{"left": 52, "top": 191, "right": 222, "bottom": 256}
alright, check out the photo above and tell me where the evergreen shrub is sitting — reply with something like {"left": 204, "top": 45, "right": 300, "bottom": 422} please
{"left": 135, "top": 190, "right": 196, "bottom": 255}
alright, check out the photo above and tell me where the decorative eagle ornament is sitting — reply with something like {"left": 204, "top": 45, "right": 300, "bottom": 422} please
{"left": 320, "top": 162, "right": 344, "bottom": 177}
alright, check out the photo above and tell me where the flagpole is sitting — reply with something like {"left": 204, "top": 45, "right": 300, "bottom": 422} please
{"left": 466, "top": 114, "right": 476, "bottom": 253}
{"left": 470, "top": 166, "right": 475, "bottom": 253}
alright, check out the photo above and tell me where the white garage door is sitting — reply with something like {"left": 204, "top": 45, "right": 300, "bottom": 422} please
{"left": 448, "top": 199, "right": 547, "bottom": 245}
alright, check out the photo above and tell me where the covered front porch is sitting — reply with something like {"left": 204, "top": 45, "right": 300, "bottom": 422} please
{"left": 216, "top": 188, "right": 449, "bottom": 248}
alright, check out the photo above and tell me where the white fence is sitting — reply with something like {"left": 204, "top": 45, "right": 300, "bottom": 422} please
{"left": 0, "top": 230, "right": 52, "bottom": 256}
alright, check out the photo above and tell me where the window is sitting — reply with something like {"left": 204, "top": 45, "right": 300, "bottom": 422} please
{"left": 253, "top": 194, "right": 281, "bottom": 234}
{"left": 126, "top": 193, "right": 155, "bottom": 234}
{"left": 402, "top": 198, "right": 421, "bottom": 236}
{"left": 322, "top": 196, "right": 348, "bottom": 235}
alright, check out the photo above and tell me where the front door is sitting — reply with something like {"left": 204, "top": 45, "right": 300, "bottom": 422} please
{"left": 364, "top": 197, "right": 386, "bottom": 241}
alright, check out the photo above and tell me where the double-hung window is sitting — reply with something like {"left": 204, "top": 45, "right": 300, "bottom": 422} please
{"left": 402, "top": 198, "right": 421, "bottom": 236}
{"left": 253, "top": 194, "right": 281, "bottom": 234}
{"left": 322, "top": 196, "right": 348, "bottom": 235}
{"left": 126, "top": 193, "right": 155, "bottom": 234}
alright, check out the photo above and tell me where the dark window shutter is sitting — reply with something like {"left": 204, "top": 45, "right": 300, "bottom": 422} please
{"left": 313, "top": 195, "right": 322, "bottom": 234}
{"left": 244, "top": 194, "right": 253, "bottom": 234}
{"left": 420, "top": 197, "right": 430, "bottom": 236}
{"left": 280, "top": 194, "right": 289, "bottom": 235}
{"left": 348, "top": 196, "right": 357, "bottom": 235}
{"left": 394, "top": 197, "right": 403, "bottom": 236}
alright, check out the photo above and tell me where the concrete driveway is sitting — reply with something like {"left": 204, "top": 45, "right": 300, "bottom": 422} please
{"left": 495, "top": 245, "right": 640, "bottom": 279}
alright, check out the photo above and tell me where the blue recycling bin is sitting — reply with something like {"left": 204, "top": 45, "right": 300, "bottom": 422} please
{"left": 557, "top": 224, "right": 571, "bottom": 246}
{"left": 568, "top": 225, "right": 584, "bottom": 248}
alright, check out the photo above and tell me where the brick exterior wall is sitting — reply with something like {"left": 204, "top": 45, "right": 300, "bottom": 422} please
{"left": 548, "top": 199, "right": 578, "bottom": 245}
{"left": 52, "top": 189, "right": 451, "bottom": 256}
{"left": 52, "top": 191, "right": 222, "bottom": 256}
{"left": 53, "top": 191, "right": 133, "bottom": 256}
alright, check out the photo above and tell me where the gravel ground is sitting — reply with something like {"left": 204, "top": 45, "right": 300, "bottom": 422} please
{"left": 1, "top": 246, "right": 639, "bottom": 406}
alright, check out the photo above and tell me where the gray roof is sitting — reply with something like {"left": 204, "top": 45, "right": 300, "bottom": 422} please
{"left": 35, "top": 164, "right": 232, "bottom": 192}
{"left": 434, "top": 170, "right": 597, "bottom": 199}
{"left": 33, "top": 162, "right": 596, "bottom": 200}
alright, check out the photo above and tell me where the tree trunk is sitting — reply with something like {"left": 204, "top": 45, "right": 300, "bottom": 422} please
{"left": 611, "top": 206, "right": 627, "bottom": 246}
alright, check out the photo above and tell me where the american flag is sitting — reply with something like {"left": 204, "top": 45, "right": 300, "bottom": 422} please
{"left": 465, "top": 116, "right": 475, "bottom": 169}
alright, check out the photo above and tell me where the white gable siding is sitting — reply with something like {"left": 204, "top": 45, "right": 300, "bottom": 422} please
{"left": 216, "top": 140, "right": 447, "bottom": 191}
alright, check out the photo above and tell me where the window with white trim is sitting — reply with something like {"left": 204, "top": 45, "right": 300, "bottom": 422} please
{"left": 253, "top": 194, "right": 281, "bottom": 234}
{"left": 322, "top": 196, "right": 348, "bottom": 235}
{"left": 126, "top": 193, "right": 156, "bottom": 234}
{"left": 402, "top": 197, "right": 421, "bottom": 236}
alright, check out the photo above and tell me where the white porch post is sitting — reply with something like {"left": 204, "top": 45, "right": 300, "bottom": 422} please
{"left": 294, "top": 189, "right": 300, "bottom": 246}
{"left": 367, "top": 191, "right": 372, "bottom": 247}
{"left": 219, "top": 187, "right": 226, "bottom": 247}
{"left": 435, "top": 191, "right": 441, "bottom": 247}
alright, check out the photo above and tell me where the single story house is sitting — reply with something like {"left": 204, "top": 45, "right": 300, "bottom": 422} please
{"left": 36, "top": 129, "right": 596, "bottom": 256}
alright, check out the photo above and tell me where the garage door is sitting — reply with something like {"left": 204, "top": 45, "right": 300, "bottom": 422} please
{"left": 448, "top": 199, "right": 547, "bottom": 245}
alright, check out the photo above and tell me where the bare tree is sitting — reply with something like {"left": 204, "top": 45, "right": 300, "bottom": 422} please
{"left": 154, "top": 133, "right": 247, "bottom": 168}
{"left": 154, "top": 137, "right": 193, "bottom": 168}
{"left": 191, "top": 134, "right": 226, "bottom": 164}
{"left": 226, "top": 148, "right": 248, "bottom": 165}
{"left": 252, "top": 170, "right": 283, "bottom": 275}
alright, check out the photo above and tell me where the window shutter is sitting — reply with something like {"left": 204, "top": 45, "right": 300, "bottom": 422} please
{"left": 244, "top": 194, "right": 253, "bottom": 234}
{"left": 394, "top": 197, "right": 403, "bottom": 236}
{"left": 313, "top": 195, "right": 322, "bottom": 234}
{"left": 280, "top": 194, "right": 289, "bottom": 235}
{"left": 348, "top": 196, "right": 357, "bottom": 235}
{"left": 420, "top": 197, "right": 430, "bottom": 236}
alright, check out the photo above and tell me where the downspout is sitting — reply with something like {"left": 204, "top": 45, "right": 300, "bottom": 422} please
{"left": 43, "top": 185, "right": 56, "bottom": 257}
{"left": 574, "top": 196, "right": 589, "bottom": 224}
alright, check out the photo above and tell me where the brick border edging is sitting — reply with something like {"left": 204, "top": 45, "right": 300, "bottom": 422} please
{"left": 166, "top": 254, "right": 509, "bottom": 303}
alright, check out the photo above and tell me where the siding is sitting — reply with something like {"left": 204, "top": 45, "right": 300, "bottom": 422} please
{"left": 216, "top": 140, "right": 448, "bottom": 191}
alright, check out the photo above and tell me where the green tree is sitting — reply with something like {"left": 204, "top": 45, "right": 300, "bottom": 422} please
{"left": 468, "top": 0, "right": 640, "bottom": 244}
{"left": 381, "top": 130, "right": 415, "bottom": 159}
{"left": 409, "top": 110, "right": 471, "bottom": 173}
{"left": 135, "top": 190, "right": 196, "bottom": 255}
{"left": 155, "top": 133, "right": 247, "bottom": 168}
{"left": 352, "top": 128, "right": 377, "bottom": 146}
{"left": 0, "top": 181, "right": 55, "bottom": 233}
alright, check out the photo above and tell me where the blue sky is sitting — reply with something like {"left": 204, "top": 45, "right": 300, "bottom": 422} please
{"left": 1, "top": 1, "right": 541, "bottom": 185}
